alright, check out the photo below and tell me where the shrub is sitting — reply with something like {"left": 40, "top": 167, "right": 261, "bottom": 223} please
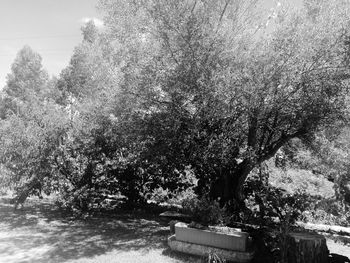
{"left": 182, "top": 195, "right": 228, "bottom": 226}
{"left": 301, "top": 198, "right": 350, "bottom": 226}
{"left": 244, "top": 166, "right": 310, "bottom": 227}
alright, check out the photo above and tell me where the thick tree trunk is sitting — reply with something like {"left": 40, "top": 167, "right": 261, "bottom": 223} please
{"left": 283, "top": 232, "right": 329, "bottom": 263}
{"left": 210, "top": 160, "right": 254, "bottom": 210}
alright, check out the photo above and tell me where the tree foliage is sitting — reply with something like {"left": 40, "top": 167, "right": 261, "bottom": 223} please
{"left": 1, "top": 0, "right": 350, "bottom": 212}
{"left": 4, "top": 46, "right": 49, "bottom": 102}
{"left": 97, "top": 0, "right": 350, "bottom": 208}
{"left": 0, "top": 47, "right": 70, "bottom": 206}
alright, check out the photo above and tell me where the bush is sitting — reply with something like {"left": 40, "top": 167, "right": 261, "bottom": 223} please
{"left": 301, "top": 198, "right": 350, "bottom": 226}
{"left": 182, "top": 195, "right": 228, "bottom": 226}
{"left": 244, "top": 166, "right": 310, "bottom": 227}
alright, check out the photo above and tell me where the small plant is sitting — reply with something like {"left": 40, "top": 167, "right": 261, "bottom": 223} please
{"left": 207, "top": 251, "right": 226, "bottom": 263}
{"left": 182, "top": 195, "right": 228, "bottom": 226}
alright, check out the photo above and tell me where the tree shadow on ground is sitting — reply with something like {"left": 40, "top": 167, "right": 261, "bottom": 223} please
{"left": 0, "top": 196, "right": 196, "bottom": 263}
{"left": 329, "top": 253, "right": 350, "bottom": 263}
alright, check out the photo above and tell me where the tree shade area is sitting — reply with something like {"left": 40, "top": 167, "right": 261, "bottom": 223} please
{"left": 1, "top": 0, "right": 350, "bottom": 261}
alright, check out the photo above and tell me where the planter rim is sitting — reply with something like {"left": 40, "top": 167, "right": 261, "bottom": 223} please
{"left": 175, "top": 222, "right": 249, "bottom": 237}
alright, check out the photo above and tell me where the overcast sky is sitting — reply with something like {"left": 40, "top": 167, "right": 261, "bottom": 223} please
{"left": 0, "top": 0, "right": 101, "bottom": 88}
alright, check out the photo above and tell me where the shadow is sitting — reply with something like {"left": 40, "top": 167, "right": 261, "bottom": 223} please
{"left": 0, "top": 195, "right": 194, "bottom": 263}
{"left": 329, "top": 253, "right": 350, "bottom": 263}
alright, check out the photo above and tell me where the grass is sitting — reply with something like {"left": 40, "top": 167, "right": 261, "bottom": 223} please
{"left": 0, "top": 194, "right": 201, "bottom": 263}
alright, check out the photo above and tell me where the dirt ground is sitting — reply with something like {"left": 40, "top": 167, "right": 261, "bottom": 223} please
{"left": 0, "top": 195, "right": 349, "bottom": 263}
{"left": 327, "top": 239, "right": 350, "bottom": 259}
{"left": 0, "top": 195, "right": 201, "bottom": 263}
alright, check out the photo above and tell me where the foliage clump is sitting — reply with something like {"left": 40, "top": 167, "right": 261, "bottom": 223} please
{"left": 244, "top": 165, "right": 310, "bottom": 227}
{"left": 182, "top": 195, "right": 228, "bottom": 226}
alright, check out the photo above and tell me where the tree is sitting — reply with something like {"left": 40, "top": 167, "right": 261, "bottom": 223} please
{"left": 0, "top": 46, "right": 69, "bottom": 206}
{"left": 82, "top": 20, "right": 99, "bottom": 43}
{"left": 3, "top": 46, "right": 49, "bottom": 105}
{"left": 98, "top": 0, "right": 350, "bottom": 209}
{"left": 53, "top": 21, "right": 148, "bottom": 208}
{"left": 0, "top": 93, "right": 10, "bottom": 119}
{"left": 0, "top": 98, "right": 70, "bottom": 206}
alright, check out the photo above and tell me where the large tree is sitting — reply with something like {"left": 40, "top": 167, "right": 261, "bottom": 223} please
{"left": 98, "top": 0, "right": 350, "bottom": 208}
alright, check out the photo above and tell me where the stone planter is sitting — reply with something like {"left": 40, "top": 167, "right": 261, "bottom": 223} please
{"left": 168, "top": 235, "right": 254, "bottom": 263}
{"left": 174, "top": 222, "right": 250, "bottom": 252}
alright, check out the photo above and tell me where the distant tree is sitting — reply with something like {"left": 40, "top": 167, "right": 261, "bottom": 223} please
{"left": 82, "top": 20, "right": 99, "bottom": 43}
{"left": 0, "top": 94, "right": 9, "bottom": 119}
{"left": 3, "top": 46, "right": 49, "bottom": 104}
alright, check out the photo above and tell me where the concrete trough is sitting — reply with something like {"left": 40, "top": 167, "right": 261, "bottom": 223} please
{"left": 168, "top": 235, "right": 254, "bottom": 263}
{"left": 174, "top": 222, "right": 249, "bottom": 252}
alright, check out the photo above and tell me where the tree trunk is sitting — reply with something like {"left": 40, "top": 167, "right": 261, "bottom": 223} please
{"left": 208, "top": 161, "right": 254, "bottom": 210}
{"left": 13, "top": 175, "right": 42, "bottom": 210}
{"left": 283, "top": 232, "right": 329, "bottom": 263}
{"left": 224, "top": 160, "right": 254, "bottom": 209}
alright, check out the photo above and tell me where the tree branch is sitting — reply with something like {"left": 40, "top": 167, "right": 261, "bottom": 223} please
{"left": 259, "top": 128, "right": 307, "bottom": 163}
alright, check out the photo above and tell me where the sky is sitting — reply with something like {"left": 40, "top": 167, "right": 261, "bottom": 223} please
{"left": 0, "top": 0, "right": 102, "bottom": 88}
{"left": 0, "top": 0, "right": 303, "bottom": 90}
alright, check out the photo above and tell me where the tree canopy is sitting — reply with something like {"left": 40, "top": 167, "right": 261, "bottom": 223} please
{"left": 1, "top": 0, "right": 350, "bottom": 211}
{"left": 96, "top": 0, "right": 350, "bottom": 208}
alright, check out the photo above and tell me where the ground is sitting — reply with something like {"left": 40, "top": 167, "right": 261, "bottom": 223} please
{"left": 0, "top": 195, "right": 349, "bottom": 263}
{"left": 0, "top": 195, "right": 200, "bottom": 263}
{"left": 328, "top": 240, "right": 350, "bottom": 260}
